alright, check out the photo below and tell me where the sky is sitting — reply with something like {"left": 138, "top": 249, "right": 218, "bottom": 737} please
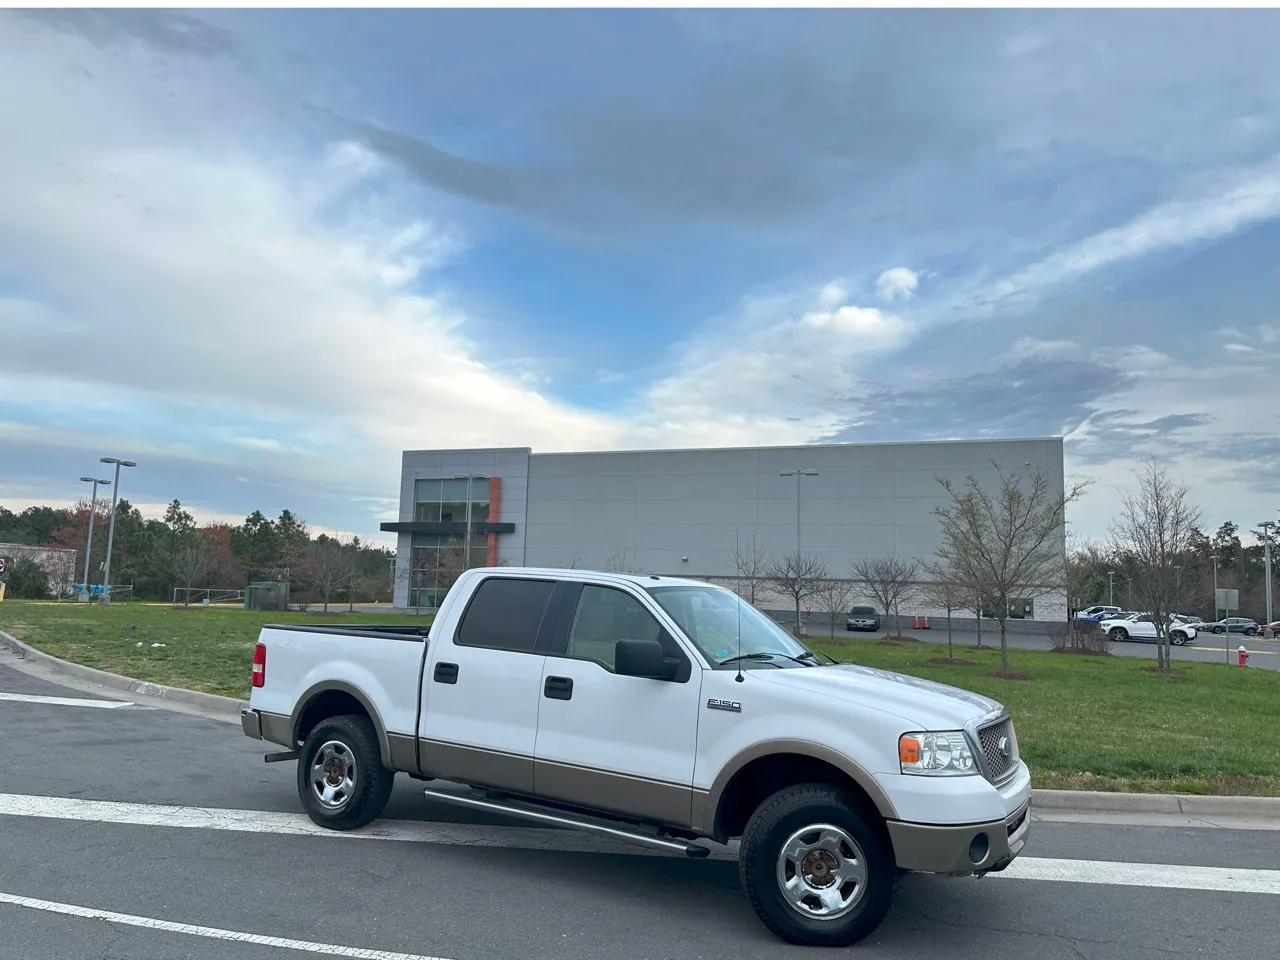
{"left": 0, "top": 8, "right": 1277, "bottom": 546}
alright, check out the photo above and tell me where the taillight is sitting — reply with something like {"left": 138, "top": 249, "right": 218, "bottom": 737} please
{"left": 252, "top": 642, "right": 266, "bottom": 688}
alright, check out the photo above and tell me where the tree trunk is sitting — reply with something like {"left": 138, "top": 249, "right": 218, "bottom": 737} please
{"left": 947, "top": 607, "right": 953, "bottom": 660}
{"left": 795, "top": 596, "right": 802, "bottom": 637}
{"left": 999, "top": 618, "right": 1009, "bottom": 675}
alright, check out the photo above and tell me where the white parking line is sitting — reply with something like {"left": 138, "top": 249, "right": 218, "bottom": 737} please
{"left": 0, "top": 693, "right": 133, "bottom": 709}
{"left": 3, "top": 792, "right": 1280, "bottom": 896}
{"left": 0, "top": 892, "right": 452, "bottom": 960}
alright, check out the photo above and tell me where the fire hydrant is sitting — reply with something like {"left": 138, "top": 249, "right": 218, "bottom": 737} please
{"left": 1238, "top": 645, "right": 1250, "bottom": 667}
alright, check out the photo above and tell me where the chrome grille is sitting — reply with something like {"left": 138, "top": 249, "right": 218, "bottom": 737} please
{"left": 977, "top": 718, "right": 1016, "bottom": 782}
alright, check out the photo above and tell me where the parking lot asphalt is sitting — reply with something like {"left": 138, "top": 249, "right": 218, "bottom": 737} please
{"left": 818, "top": 626, "right": 1280, "bottom": 671}
{"left": 2, "top": 657, "right": 1278, "bottom": 960}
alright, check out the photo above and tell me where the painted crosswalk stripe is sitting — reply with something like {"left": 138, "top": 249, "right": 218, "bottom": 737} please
{"left": 0, "top": 892, "right": 452, "bottom": 960}
{"left": 0, "top": 693, "right": 132, "bottom": 709}
{"left": 3, "top": 792, "right": 1280, "bottom": 896}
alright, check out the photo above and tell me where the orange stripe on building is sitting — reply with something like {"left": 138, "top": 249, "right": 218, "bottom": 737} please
{"left": 486, "top": 477, "right": 501, "bottom": 567}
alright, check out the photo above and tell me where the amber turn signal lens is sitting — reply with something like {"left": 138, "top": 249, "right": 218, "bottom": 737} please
{"left": 899, "top": 736, "right": 920, "bottom": 764}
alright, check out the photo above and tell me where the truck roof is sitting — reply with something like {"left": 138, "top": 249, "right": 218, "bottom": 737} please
{"left": 468, "top": 566, "right": 717, "bottom": 591}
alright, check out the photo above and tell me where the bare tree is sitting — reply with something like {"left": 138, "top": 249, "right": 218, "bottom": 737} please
{"left": 1066, "top": 538, "right": 1113, "bottom": 616}
{"left": 306, "top": 537, "right": 350, "bottom": 612}
{"left": 934, "top": 462, "right": 1090, "bottom": 675}
{"left": 436, "top": 536, "right": 478, "bottom": 593}
{"left": 728, "top": 532, "right": 770, "bottom": 605}
{"left": 848, "top": 555, "right": 920, "bottom": 638}
{"left": 813, "top": 577, "right": 856, "bottom": 638}
{"left": 919, "top": 562, "right": 968, "bottom": 660}
{"left": 172, "top": 531, "right": 216, "bottom": 603}
{"left": 1109, "top": 457, "right": 1202, "bottom": 670}
{"left": 602, "top": 548, "right": 641, "bottom": 574}
{"left": 565, "top": 550, "right": 583, "bottom": 570}
{"left": 767, "top": 551, "right": 829, "bottom": 636}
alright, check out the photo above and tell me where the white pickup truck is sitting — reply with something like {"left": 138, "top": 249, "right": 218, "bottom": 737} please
{"left": 242, "top": 567, "right": 1031, "bottom": 947}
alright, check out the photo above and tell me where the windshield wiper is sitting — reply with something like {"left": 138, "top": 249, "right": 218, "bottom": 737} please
{"left": 719, "top": 652, "right": 814, "bottom": 668}
{"left": 799, "top": 649, "right": 840, "bottom": 665}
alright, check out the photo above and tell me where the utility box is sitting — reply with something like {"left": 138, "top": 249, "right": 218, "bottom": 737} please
{"left": 244, "top": 581, "right": 290, "bottom": 611}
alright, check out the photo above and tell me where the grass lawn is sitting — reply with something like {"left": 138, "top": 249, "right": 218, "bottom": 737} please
{"left": 0, "top": 600, "right": 433, "bottom": 699}
{"left": 810, "top": 636, "right": 1280, "bottom": 797}
{"left": 3, "top": 601, "right": 1277, "bottom": 796}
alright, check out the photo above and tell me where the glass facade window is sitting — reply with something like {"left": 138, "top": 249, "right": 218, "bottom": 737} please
{"left": 408, "top": 476, "right": 493, "bottom": 607}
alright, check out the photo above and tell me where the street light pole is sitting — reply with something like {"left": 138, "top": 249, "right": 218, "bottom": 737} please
{"left": 1107, "top": 570, "right": 1114, "bottom": 606}
{"left": 778, "top": 469, "right": 819, "bottom": 555}
{"left": 98, "top": 457, "right": 137, "bottom": 605}
{"left": 78, "top": 476, "right": 111, "bottom": 602}
{"left": 1260, "top": 521, "right": 1276, "bottom": 636}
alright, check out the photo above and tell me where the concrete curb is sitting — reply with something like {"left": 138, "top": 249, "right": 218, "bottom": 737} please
{"left": 0, "top": 629, "right": 245, "bottom": 717}
{"left": 1032, "top": 788, "right": 1280, "bottom": 818}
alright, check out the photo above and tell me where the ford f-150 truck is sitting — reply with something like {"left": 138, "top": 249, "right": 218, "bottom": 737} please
{"left": 242, "top": 567, "right": 1031, "bottom": 947}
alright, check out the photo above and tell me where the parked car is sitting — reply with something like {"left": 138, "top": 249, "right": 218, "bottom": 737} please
{"left": 1074, "top": 605, "right": 1121, "bottom": 622}
{"left": 845, "top": 605, "right": 882, "bottom": 632}
{"left": 1099, "top": 615, "right": 1196, "bottom": 646}
{"left": 241, "top": 567, "right": 1031, "bottom": 947}
{"left": 1266, "top": 620, "right": 1280, "bottom": 637}
{"left": 1204, "top": 617, "right": 1260, "bottom": 636}
{"left": 1170, "top": 614, "right": 1205, "bottom": 627}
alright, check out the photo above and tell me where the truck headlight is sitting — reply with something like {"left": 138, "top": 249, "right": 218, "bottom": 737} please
{"left": 898, "top": 731, "right": 978, "bottom": 777}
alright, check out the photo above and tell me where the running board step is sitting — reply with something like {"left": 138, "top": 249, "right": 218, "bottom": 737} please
{"left": 422, "top": 786, "right": 711, "bottom": 859}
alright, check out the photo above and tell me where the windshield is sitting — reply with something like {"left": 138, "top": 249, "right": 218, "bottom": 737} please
{"left": 647, "top": 584, "right": 813, "bottom": 665}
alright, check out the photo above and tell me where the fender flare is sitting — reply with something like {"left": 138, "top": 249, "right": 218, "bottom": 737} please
{"left": 290, "top": 680, "right": 393, "bottom": 769}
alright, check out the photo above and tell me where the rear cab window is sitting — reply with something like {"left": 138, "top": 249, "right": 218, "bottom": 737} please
{"left": 455, "top": 577, "right": 557, "bottom": 652}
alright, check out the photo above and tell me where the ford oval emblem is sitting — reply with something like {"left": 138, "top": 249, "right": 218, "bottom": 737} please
{"left": 998, "top": 736, "right": 1012, "bottom": 759}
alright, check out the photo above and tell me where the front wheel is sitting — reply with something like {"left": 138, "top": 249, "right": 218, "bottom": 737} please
{"left": 297, "top": 714, "right": 394, "bottom": 830}
{"left": 1170, "top": 632, "right": 1188, "bottom": 646}
{"left": 1212, "top": 626, "right": 1225, "bottom": 634}
{"left": 1110, "top": 627, "right": 1128, "bottom": 641}
{"left": 738, "top": 784, "right": 894, "bottom": 947}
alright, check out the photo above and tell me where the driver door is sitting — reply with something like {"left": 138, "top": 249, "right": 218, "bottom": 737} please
{"left": 532, "top": 582, "right": 703, "bottom": 828}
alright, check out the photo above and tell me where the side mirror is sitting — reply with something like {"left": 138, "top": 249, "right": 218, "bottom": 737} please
{"left": 615, "top": 639, "right": 678, "bottom": 680}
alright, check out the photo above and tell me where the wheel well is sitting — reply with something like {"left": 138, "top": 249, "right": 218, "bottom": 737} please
{"left": 295, "top": 690, "right": 371, "bottom": 746}
{"left": 714, "top": 754, "right": 885, "bottom": 843}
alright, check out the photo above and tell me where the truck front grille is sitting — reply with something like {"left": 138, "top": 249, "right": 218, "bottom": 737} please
{"left": 978, "top": 717, "right": 1016, "bottom": 782}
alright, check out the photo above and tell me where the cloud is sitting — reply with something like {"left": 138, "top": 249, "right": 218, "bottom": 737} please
{"left": 1005, "top": 336, "right": 1080, "bottom": 362}
{"left": 965, "top": 157, "right": 1280, "bottom": 315}
{"left": 875, "top": 267, "right": 919, "bottom": 303}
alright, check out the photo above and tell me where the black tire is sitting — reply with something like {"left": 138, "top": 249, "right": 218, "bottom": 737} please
{"left": 738, "top": 783, "right": 894, "bottom": 947}
{"left": 1244, "top": 628, "right": 1258, "bottom": 637}
{"left": 1170, "top": 632, "right": 1188, "bottom": 646}
{"left": 1110, "top": 627, "right": 1128, "bottom": 641}
{"left": 1212, "top": 626, "right": 1225, "bottom": 634}
{"left": 297, "top": 715, "right": 394, "bottom": 830}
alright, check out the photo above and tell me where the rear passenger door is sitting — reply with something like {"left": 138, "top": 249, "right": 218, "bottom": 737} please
{"left": 532, "top": 582, "right": 702, "bottom": 828}
{"left": 418, "top": 575, "right": 560, "bottom": 795}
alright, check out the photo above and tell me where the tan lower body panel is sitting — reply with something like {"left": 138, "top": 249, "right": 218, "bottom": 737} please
{"left": 419, "top": 739, "right": 534, "bottom": 795}
{"left": 256, "top": 711, "right": 293, "bottom": 748}
{"left": 886, "top": 801, "right": 1030, "bottom": 873}
{"left": 386, "top": 733, "right": 418, "bottom": 773}
{"left": 533, "top": 760, "right": 694, "bottom": 829}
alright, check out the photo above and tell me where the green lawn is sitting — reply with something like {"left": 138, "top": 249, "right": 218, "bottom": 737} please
{"left": 0, "top": 600, "right": 432, "bottom": 699}
{"left": 3, "top": 601, "right": 1277, "bottom": 796}
{"left": 809, "top": 637, "right": 1280, "bottom": 797}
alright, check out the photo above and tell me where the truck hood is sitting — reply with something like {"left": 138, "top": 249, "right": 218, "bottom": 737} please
{"left": 757, "top": 663, "right": 1003, "bottom": 730}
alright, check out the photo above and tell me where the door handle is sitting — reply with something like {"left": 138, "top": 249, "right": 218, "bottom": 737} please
{"left": 544, "top": 676, "right": 573, "bottom": 700}
{"left": 434, "top": 662, "right": 459, "bottom": 684}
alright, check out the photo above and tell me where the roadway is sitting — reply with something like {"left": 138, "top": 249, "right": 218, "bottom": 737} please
{"left": 811, "top": 625, "right": 1280, "bottom": 671}
{"left": 1, "top": 652, "right": 1278, "bottom": 960}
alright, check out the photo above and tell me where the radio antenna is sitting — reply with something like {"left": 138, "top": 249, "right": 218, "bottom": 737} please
{"left": 735, "top": 529, "right": 744, "bottom": 683}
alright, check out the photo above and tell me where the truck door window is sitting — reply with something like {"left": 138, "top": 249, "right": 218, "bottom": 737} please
{"left": 455, "top": 577, "right": 556, "bottom": 652}
{"left": 566, "top": 586, "right": 662, "bottom": 671}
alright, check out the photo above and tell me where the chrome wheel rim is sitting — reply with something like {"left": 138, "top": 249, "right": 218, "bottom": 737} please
{"left": 775, "top": 823, "right": 868, "bottom": 921}
{"left": 310, "top": 740, "right": 357, "bottom": 809}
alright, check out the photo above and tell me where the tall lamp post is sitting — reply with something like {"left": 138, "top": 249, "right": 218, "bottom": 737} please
{"left": 778, "top": 469, "right": 819, "bottom": 555}
{"left": 98, "top": 457, "right": 136, "bottom": 605}
{"left": 78, "top": 476, "right": 112, "bottom": 602}
{"left": 1260, "top": 520, "right": 1276, "bottom": 637}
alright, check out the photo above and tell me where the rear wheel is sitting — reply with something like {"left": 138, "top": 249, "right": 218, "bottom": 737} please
{"left": 297, "top": 715, "right": 394, "bottom": 830}
{"left": 1110, "top": 627, "right": 1128, "bottom": 641}
{"left": 1244, "top": 627, "right": 1258, "bottom": 637}
{"left": 739, "top": 784, "right": 894, "bottom": 947}
{"left": 1170, "top": 632, "right": 1188, "bottom": 646}
{"left": 1212, "top": 626, "right": 1225, "bottom": 634}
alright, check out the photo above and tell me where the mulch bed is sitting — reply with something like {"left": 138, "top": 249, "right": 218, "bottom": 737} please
{"left": 927, "top": 657, "right": 979, "bottom": 666}
{"left": 984, "top": 671, "right": 1034, "bottom": 681}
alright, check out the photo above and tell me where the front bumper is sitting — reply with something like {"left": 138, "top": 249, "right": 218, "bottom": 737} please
{"left": 887, "top": 798, "right": 1031, "bottom": 875}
